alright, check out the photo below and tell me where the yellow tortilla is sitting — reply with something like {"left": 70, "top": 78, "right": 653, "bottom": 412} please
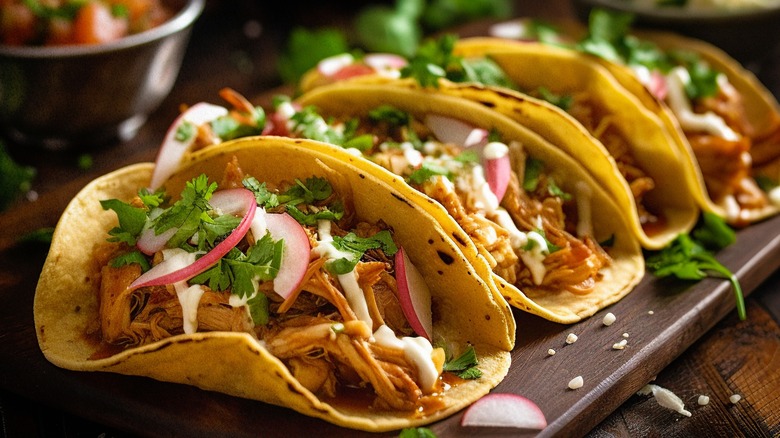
{"left": 597, "top": 29, "right": 780, "bottom": 223}
{"left": 295, "top": 81, "right": 645, "bottom": 323}
{"left": 34, "top": 137, "right": 514, "bottom": 432}
{"left": 450, "top": 37, "right": 702, "bottom": 249}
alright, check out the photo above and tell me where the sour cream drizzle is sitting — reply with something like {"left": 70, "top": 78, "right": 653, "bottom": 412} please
{"left": 664, "top": 67, "right": 739, "bottom": 140}
{"left": 451, "top": 142, "right": 551, "bottom": 285}
{"left": 160, "top": 248, "right": 203, "bottom": 334}
{"left": 373, "top": 325, "right": 438, "bottom": 393}
{"left": 312, "top": 220, "right": 373, "bottom": 327}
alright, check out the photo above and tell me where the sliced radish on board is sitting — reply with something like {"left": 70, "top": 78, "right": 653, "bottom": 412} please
{"left": 263, "top": 211, "right": 311, "bottom": 299}
{"left": 425, "top": 114, "right": 488, "bottom": 148}
{"left": 394, "top": 246, "right": 433, "bottom": 340}
{"left": 150, "top": 103, "right": 229, "bottom": 190}
{"left": 461, "top": 393, "right": 547, "bottom": 430}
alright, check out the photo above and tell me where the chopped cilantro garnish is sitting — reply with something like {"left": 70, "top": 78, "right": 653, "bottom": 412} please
{"left": 190, "top": 233, "right": 283, "bottom": 299}
{"left": 152, "top": 175, "right": 218, "bottom": 248}
{"left": 646, "top": 213, "right": 745, "bottom": 320}
{"left": 442, "top": 345, "right": 482, "bottom": 379}
{"left": 279, "top": 177, "right": 334, "bottom": 206}
{"left": 537, "top": 86, "right": 573, "bottom": 111}
{"left": 100, "top": 199, "right": 148, "bottom": 246}
{"left": 368, "top": 105, "right": 411, "bottom": 127}
{"left": 577, "top": 9, "right": 719, "bottom": 99}
{"left": 327, "top": 230, "right": 398, "bottom": 275}
{"left": 522, "top": 157, "right": 544, "bottom": 192}
{"left": 408, "top": 162, "right": 452, "bottom": 185}
{"left": 110, "top": 250, "right": 151, "bottom": 272}
{"left": 175, "top": 120, "right": 197, "bottom": 143}
{"left": 210, "top": 106, "right": 266, "bottom": 141}
{"left": 243, "top": 177, "right": 280, "bottom": 208}
{"left": 399, "top": 427, "right": 438, "bottom": 438}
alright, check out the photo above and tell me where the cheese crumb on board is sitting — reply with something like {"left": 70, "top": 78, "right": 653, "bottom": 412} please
{"left": 568, "top": 376, "right": 584, "bottom": 390}
{"left": 565, "top": 333, "right": 578, "bottom": 344}
{"left": 730, "top": 394, "right": 742, "bottom": 404}
{"left": 547, "top": 348, "right": 556, "bottom": 356}
{"left": 639, "top": 384, "right": 691, "bottom": 417}
{"left": 602, "top": 312, "right": 616, "bottom": 326}
{"left": 698, "top": 395, "right": 710, "bottom": 406}
{"left": 612, "top": 339, "right": 628, "bottom": 350}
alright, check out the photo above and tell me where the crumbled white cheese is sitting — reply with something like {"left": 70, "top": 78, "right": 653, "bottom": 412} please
{"left": 568, "top": 376, "right": 584, "bottom": 390}
{"left": 639, "top": 384, "right": 692, "bottom": 417}
{"left": 612, "top": 339, "right": 628, "bottom": 350}
{"left": 730, "top": 394, "right": 742, "bottom": 404}
{"left": 565, "top": 333, "right": 579, "bottom": 344}
{"left": 603, "top": 312, "right": 616, "bottom": 326}
{"left": 648, "top": 310, "right": 655, "bottom": 315}
{"left": 547, "top": 348, "right": 556, "bottom": 356}
{"left": 622, "top": 333, "right": 630, "bottom": 338}
{"left": 698, "top": 395, "right": 710, "bottom": 406}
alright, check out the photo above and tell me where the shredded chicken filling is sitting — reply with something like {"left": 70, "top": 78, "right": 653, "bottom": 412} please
{"left": 96, "top": 159, "right": 445, "bottom": 412}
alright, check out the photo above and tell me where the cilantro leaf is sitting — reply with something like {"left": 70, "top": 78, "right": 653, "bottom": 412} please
{"left": 399, "top": 427, "right": 438, "bottom": 438}
{"left": 522, "top": 157, "right": 544, "bottom": 192}
{"left": 408, "top": 162, "right": 452, "bottom": 185}
{"left": 646, "top": 223, "right": 745, "bottom": 320}
{"left": 243, "top": 177, "right": 280, "bottom": 208}
{"left": 692, "top": 211, "right": 735, "bottom": 250}
{"left": 152, "top": 175, "right": 217, "bottom": 248}
{"left": 100, "top": 199, "right": 147, "bottom": 246}
{"left": 536, "top": 87, "right": 573, "bottom": 111}
{"left": 210, "top": 106, "right": 266, "bottom": 141}
{"left": 110, "top": 250, "right": 151, "bottom": 272}
{"left": 442, "top": 345, "right": 482, "bottom": 379}
{"left": 327, "top": 230, "right": 398, "bottom": 275}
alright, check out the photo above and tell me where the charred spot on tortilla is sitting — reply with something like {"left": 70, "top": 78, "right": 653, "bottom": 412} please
{"left": 437, "top": 250, "right": 455, "bottom": 265}
{"left": 391, "top": 192, "right": 413, "bottom": 208}
{"left": 450, "top": 232, "right": 468, "bottom": 248}
{"left": 74, "top": 305, "right": 81, "bottom": 313}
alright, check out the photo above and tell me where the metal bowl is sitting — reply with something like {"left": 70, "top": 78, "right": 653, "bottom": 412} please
{"left": 0, "top": 0, "right": 205, "bottom": 150}
{"left": 572, "top": 0, "right": 780, "bottom": 66}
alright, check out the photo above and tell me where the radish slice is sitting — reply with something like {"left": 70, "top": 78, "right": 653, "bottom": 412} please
{"left": 395, "top": 246, "right": 433, "bottom": 340}
{"left": 425, "top": 114, "right": 488, "bottom": 149}
{"left": 128, "top": 188, "right": 257, "bottom": 290}
{"left": 461, "top": 393, "right": 547, "bottom": 430}
{"left": 317, "top": 53, "right": 355, "bottom": 77}
{"left": 137, "top": 226, "right": 177, "bottom": 255}
{"left": 483, "top": 142, "right": 512, "bottom": 202}
{"left": 149, "top": 103, "right": 229, "bottom": 190}
{"left": 331, "top": 63, "right": 376, "bottom": 81}
{"left": 364, "top": 53, "right": 408, "bottom": 71}
{"left": 648, "top": 70, "right": 669, "bottom": 101}
{"left": 264, "top": 212, "right": 311, "bottom": 299}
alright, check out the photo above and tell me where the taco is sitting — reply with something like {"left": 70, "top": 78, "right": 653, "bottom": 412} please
{"left": 276, "top": 80, "right": 645, "bottom": 323}
{"left": 446, "top": 37, "right": 701, "bottom": 249}
{"left": 297, "top": 37, "right": 700, "bottom": 250}
{"left": 488, "top": 11, "right": 780, "bottom": 226}
{"left": 33, "top": 136, "right": 515, "bottom": 432}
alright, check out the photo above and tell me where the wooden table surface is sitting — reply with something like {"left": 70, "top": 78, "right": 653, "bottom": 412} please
{"left": 2, "top": 1, "right": 779, "bottom": 437}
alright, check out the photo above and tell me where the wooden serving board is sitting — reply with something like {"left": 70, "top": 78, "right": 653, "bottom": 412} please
{"left": 1, "top": 163, "right": 779, "bottom": 437}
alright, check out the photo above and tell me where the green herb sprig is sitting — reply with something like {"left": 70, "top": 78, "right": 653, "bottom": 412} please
{"left": 646, "top": 212, "right": 745, "bottom": 320}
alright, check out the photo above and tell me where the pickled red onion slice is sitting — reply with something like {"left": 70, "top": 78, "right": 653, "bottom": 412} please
{"left": 128, "top": 188, "right": 257, "bottom": 290}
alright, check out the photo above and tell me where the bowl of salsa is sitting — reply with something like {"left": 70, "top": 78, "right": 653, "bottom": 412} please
{"left": 0, "top": 0, "right": 205, "bottom": 149}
